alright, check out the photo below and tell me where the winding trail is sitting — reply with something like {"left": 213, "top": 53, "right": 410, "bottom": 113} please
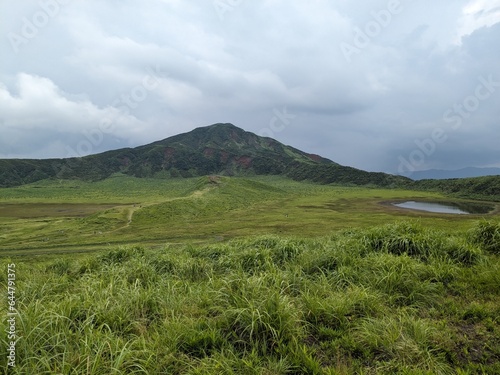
{"left": 108, "top": 187, "right": 213, "bottom": 233}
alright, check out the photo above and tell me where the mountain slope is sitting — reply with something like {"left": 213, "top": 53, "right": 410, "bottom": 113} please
{"left": 129, "top": 123, "right": 335, "bottom": 177}
{"left": 0, "top": 123, "right": 408, "bottom": 188}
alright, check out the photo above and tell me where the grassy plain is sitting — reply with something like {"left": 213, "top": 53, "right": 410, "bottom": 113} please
{"left": 0, "top": 174, "right": 497, "bottom": 256}
{"left": 0, "top": 175, "right": 499, "bottom": 374}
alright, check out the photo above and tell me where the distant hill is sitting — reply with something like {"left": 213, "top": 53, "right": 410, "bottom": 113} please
{"left": 414, "top": 175, "right": 500, "bottom": 201}
{"left": 402, "top": 167, "right": 500, "bottom": 180}
{"left": 0, "top": 123, "right": 409, "bottom": 188}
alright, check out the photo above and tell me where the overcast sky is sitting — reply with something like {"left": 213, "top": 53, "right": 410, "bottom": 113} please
{"left": 1, "top": 0, "right": 499, "bottom": 174}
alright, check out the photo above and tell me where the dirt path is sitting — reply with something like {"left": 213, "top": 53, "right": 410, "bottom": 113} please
{"left": 108, "top": 187, "right": 213, "bottom": 233}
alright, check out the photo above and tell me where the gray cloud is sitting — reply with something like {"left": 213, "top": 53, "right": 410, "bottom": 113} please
{"left": 1, "top": 0, "right": 499, "bottom": 173}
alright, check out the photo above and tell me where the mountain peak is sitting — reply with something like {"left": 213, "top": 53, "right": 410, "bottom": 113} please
{"left": 144, "top": 123, "right": 335, "bottom": 178}
{"left": 188, "top": 123, "right": 250, "bottom": 144}
{"left": 201, "top": 122, "right": 239, "bottom": 130}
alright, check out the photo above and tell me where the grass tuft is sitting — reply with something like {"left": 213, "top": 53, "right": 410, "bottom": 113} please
{"left": 468, "top": 220, "right": 500, "bottom": 254}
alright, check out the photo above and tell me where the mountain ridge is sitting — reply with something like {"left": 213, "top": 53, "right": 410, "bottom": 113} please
{"left": 0, "top": 123, "right": 408, "bottom": 187}
{"left": 402, "top": 167, "right": 500, "bottom": 180}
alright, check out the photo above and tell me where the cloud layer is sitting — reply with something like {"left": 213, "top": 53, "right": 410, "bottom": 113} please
{"left": 1, "top": 0, "right": 499, "bottom": 173}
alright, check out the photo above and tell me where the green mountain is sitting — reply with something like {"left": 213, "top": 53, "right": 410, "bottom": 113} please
{"left": 0, "top": 123, "right": 408, "bottom": 187}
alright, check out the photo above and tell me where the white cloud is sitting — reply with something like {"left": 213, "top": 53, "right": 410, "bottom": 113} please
{"left": 0, "top": 73, "right": 147, "bottom": 158}
{"left": 457, "top": 0, "right": 500, "bottom": 41}
{"left": 0, "top": 74, "right": 140, "bottom": 130}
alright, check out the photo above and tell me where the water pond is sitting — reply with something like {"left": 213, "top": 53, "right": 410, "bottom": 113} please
{"left": 392, "top": 201, "right": 493, "bottom": 215}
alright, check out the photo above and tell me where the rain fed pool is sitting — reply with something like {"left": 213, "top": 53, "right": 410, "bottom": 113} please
{"left": 393, "top": 201, "right": 470, "bottom": 215}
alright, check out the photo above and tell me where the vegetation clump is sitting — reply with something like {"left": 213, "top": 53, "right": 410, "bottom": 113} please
{"left": 360, "top": 221, "right": 487, "bottom": 266}
{"left": 468, "top": 220, "right": 500, "bottom": 254}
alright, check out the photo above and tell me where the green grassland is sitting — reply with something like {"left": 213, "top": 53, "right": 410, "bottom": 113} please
{"left": 1, "top": 175, "right": 499, "bottom": 374}
{"left": 1, "top": 222, "right": 499, "bottom": 374}
{"left": 0, "top": 174, "right": 497, "bottom": 256}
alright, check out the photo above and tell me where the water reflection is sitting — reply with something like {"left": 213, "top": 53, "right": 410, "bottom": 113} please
{"left": 392, "top": 201, "right": 493, "bottom": 215}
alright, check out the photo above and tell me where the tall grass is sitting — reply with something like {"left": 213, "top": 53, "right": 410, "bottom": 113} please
{"left": 1, "top": 221, "right": 499, "bottom": 374}
{"left": 468, "top": 220, "right": 500, "bottom": 254}
{"left": 362, "top": 221, "right": 485, "bottom": 265}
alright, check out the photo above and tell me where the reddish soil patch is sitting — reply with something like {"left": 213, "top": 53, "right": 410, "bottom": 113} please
{"left": 234, "top": 156, "right": 252, "bottom": 168}
{"left": 307, "top": 153, "right": 323, "bottom": 162}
